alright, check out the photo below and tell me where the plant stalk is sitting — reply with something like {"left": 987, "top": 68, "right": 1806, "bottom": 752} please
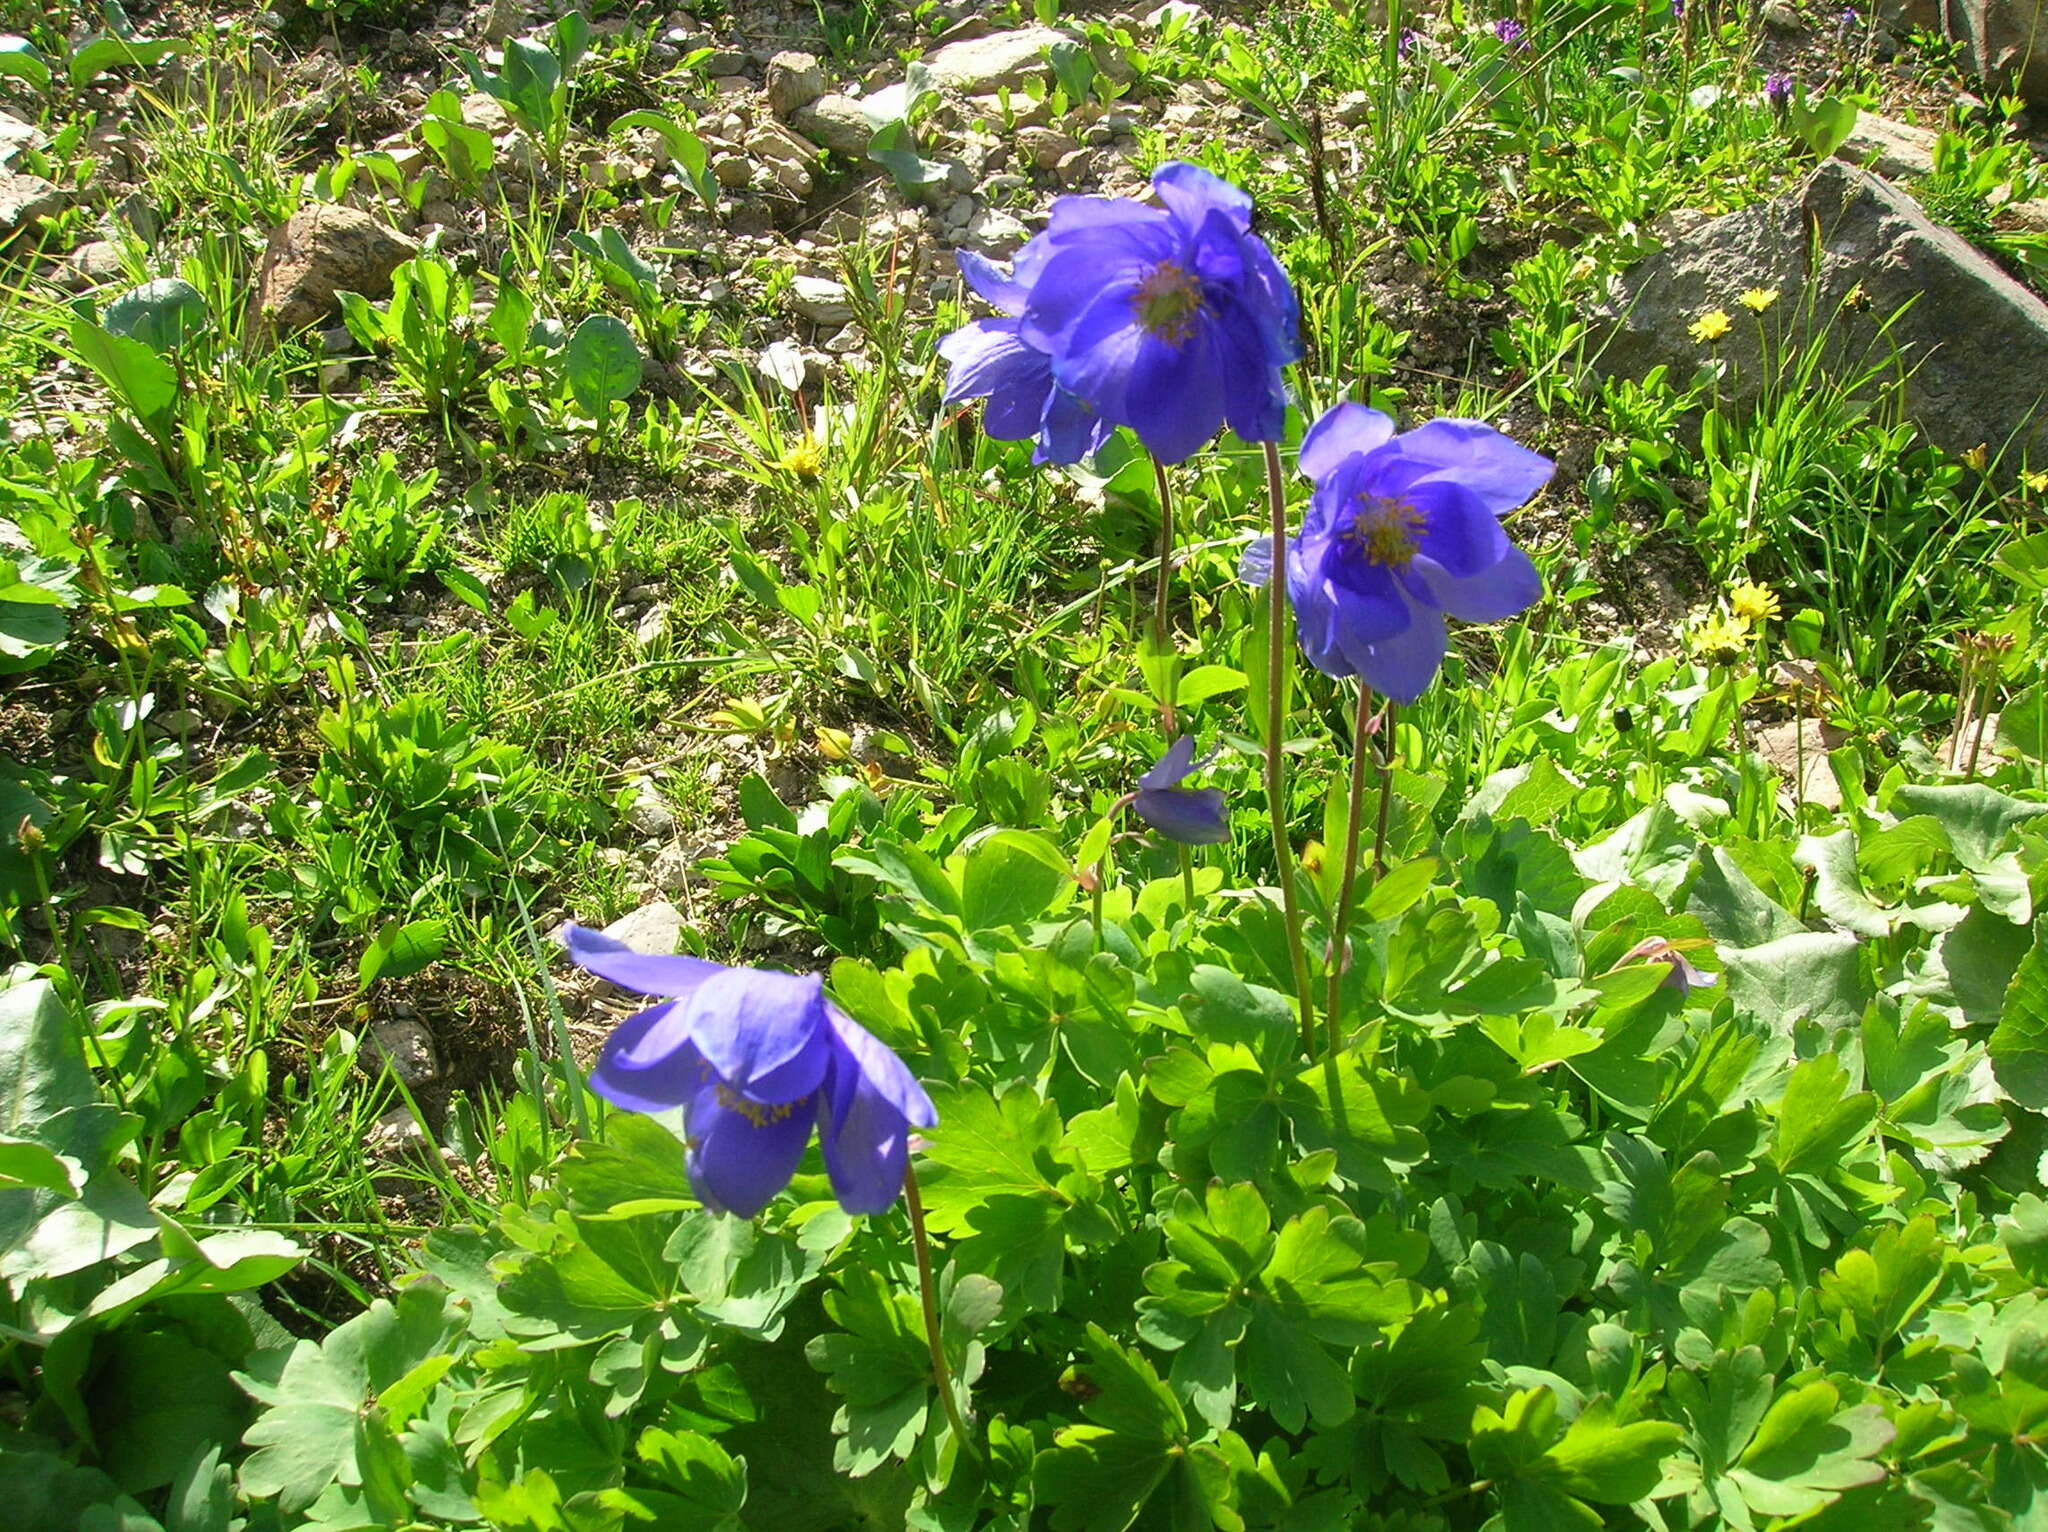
{"left": 1324, "top": 684, "right": 1377, "bottom": 1058}
{"left": 1371, "top": 700, "right": 1398, "bottom": 880}
{"left": 904, "top": 1165, "right": 980, "bottom": 1463}
{"left": 1260, "top": 441, "right": 1317, "bottom": 1057}
{"left": 1150, "top": 455, "right": 1178, "bottom": 734}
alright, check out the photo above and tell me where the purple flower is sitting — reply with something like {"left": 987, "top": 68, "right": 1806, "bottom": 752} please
{"left": 1129, "top": 736, "right": 1230, "bottom": 844}
{"left": 1397, "top": 26, "right": 1418, "bottom": 57}
{"left": 566, "top": 925, "right": 936, "bottom": 1218}
{"left": 1013, "top": 161, "right": 1301, "bottom": 464}
{"left": 1671, "top": 0, "right": 1684, "bottom": 19}
{"left": 1621, "top": 936, "right": 1718, "bottom": 994}
{"left": 940, "top": 250, "right": 1114, "bottom": 465}
{"left": 1494, "top": 16, "right": 1528, "bottom": 48}
{"left": 1764, "top": 71, "right": 1793, "bottom": 107}
{"left": 1243, "top": 403, "right": 1551, "bottom": 702}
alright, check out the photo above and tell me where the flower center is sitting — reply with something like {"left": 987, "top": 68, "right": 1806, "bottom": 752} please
{"left": 1343, "top": 495, "right": 1426, "bottom": 567}
{"left": 715, "top": 1082, "right": 802, "bottom": 1128}
{"left": 1131, "top": 261, "right": 1204, "bottom": 345}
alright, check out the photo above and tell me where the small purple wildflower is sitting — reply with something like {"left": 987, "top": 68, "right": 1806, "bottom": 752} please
{"left": 1671, "top": 0, "right": 1684, "bottom": 19}
{"left": 1837, "top": 5, "right": 1859, "bottom": 28}
{"left": 1620, "top": 936, "right": 1718, "bottom": 994}
{"left": 1128, "top": 736, "right": 1230, "bottom": 845}
{"left": 1764, "top": 71, "right": 1793, "bottom": 107}
{"left": 1494, "top": 16, "right": 1528, "bottom": 48}
{"left": 1397, "top": 26, "right": 1418, "bottom": 58}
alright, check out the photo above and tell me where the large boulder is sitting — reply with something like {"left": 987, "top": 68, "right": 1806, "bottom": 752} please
{"left": 0, "top": 170, "right": 63, "bottom": 245}
{"left": 251, "top": 204, "right": 417, "bottom": 334}
{"left": 1880, "top": 0, "right": 2048, "bottom": 107}
{"left": 1596, "top": 161, "right": 2048, "bottom": 466}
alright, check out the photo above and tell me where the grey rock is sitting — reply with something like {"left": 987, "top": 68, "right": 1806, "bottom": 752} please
{"left": 766, "top": 50, "right": 825, "bottom": 119}
{"left": 366, "top": 1016, "right": 440, "bottom": 1087}
{"left": 1053, "top": 148, "right": 1093, "bottom": 187}
{"left": 1762, "top": 0, "right": 1806, "bottom": 28}
{"left": 1017, "top": 126, "right": 1080, "bottom": 170}
{"left": 791, "top": 94, "right": 873, "bottom": 157}
{"left": 66, "top": 239, "right": 125, "bottom": 286}
{"left": 1596, "top": 161, "right": 2048, "bottom": 471}
{"left": 252, "top": 204, "right": 417, "bottom": 334}
{"left": 768, "top": 158, "right": 814, "bottom": 197}
{"left": 0, "top": 109, "right": 45, "bottom": 168}
{"left": 600, "top": 900, "right": 686, "bottom": 958}
{"left": 0, "top": 171, "right": 64, "bottom": 244}
{"left": 712, "top": 154, "right": 753, "bottom": 188}
{"left": 1753, "top": 717, "right": 1848, "bottom": 809}
{"left": 1878, "top": 0, "right": 2048, "bottom": 106}
{"left": 924, "top": 26, "right": 1068, "bottom": 92}
{"left": 789, "top": 273, "right": 853, "bottom": 324}
{"left": 626, "top": 778, "right": 676, "bottom": 838}
{"left": 1834, "top": 111, "right": 1937, "bottom": 179}
{"left": 1334, "top": 90, "right": 1372, "bottom": 127}
{"left": 965, "top": 207, "right": 1028, "bottom": 255}
{"left": 365, "top": 1106, "right": 432, "bottom": 1160}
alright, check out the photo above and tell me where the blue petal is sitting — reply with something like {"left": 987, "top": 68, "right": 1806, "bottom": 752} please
{"left": 1021, "top": 246, "right": 1152, "bottom": 353}
{"left": 1206, "top": 287, "right": 1288, "bottom": 447}
{"left": 1151, "top": 161, "right": 1254, "bottom": 234}
{"left": 1300, "top": 402, "right": 1397, "bottom": 482}
{"left": 817, "top": 1067, "right": 911, "bottom": 1216}
{"left": 683, "top": 967, "right": 830, "bottom": 1104}
{"left": 1355, "top": 602, "right": 1449, "bottom": 703}
{"left": 564, "top": 923, "right": 724, "bottom": 999}
{"left": 1133, "top": 786, "right": 1231, "bottom": 845}
{"left": 1047, "top": 283, "right": 1148, "bottom": 421}
{"left": 590, "top": 1002, "right": 706, "bottom": 1112}
{"left": 1418, "top": 545, "right": 1543, "bottom": 623}
{"left": 1036, "top": 386, "right": 1113, "bottom": 464}
{"left": 1386, "top": 419, "right": 1554, "bottom": 516}
{"left": 683, "top": 1081, "right": 815, "bottom": 1218}
{"left": 1042, "top": 195, "right": 1179, "bottom": 242}
{"left": 956, "top": 250, "right": 1027, "bottom": 315}
{"left": 1139, "top": 733, "right": 1199, "bottom": 789}
{"left": 1318, "top": 557, "right": 1411, "bottom": 641}
{"left": 1406, "top": 477, "right": 1510, "bottom": 578}
{"left": 1124, "top": 325, "right": 1224, "bottom": 464}
{"left": 1239, "top": 233, "right": 1304, "bottom": 365}
{"left": 1239, "top": 534, "right": 1274, "bottom": 588}
{"left": 824, "top": 1005, "right": 936, "bottom": 1129}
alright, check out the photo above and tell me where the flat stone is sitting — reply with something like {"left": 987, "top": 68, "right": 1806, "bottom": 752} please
{"left": 1017, "top": 126, "right": 1080, "bottom": 170}
{"left": 0, "top": 109, "right": 45, "bottom": 168}
{"left": 626, "top": 779, "right": 676, "bottom": 838}
{"left": 252, "top": 204, "right": 417, "bottom": 334}
{"left": 0, "top": 171, "right": 64, "bottom": 243}
{"left": 365, "top": 1105, "right": 431, "bottom": 1160}
{"left": 791, "top": 94, "right": 873, "bottom": 157}
{"left": 600, "top": 899, "right": 686, "bottom": 958}
{"left": 964, "top": 207, "right": 1028, "bottom": 255}
{"left": 1834, "top": 111, "right": 1937, "bottom": 179}
{"left": 365, "top": 1016, "right": 440, "bottom": 1088}
{"left": 712, "top": 154, "right": 752, "bottom": 188}
{"left": 789, "top": 273, "right": 853, "bottom": 324}
{"left": 746, "top": 122, "right": 821, "bottom": 167}
{"left": 66, "top": 239, "right": 125, "bottom": 285}
{"left": 1753, "top": 717, "right": 1848, "bottom": 809}
{"left": 1878, "top": 0, "right": 2048, "bottom": 107}
{"left": 1596, "top": 161, "right": 2048, "bottom": 473}
{"left": 923, "top": 25, "right": 1068, "bottom": 92}
{"left": 765, "top": 50, "right": 825, "bottom": 119}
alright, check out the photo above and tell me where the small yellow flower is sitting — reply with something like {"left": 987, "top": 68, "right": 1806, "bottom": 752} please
{"left": 1689, "top": 309, "right": 1733, "bottom": 343}
{"left": 1843, "top": 282, "right": 1870, "bottom": 310}
{"left": 1738, "top": 288, "right": 1778, "bottom": 313}
{"left": 1727, "top": 581, "right": 1781, "bottom": 623}
{"left": 774, "top": 437, "right": 824, "bottom": 478}
{"left": 1962, "top": 443, "right": 1989, "bottom": 474}
{"left": 2022, "top": 469, "right": 2048, "bottom": 494}
{"left": 1688, "top": 610, "right": 1753, "bottom": 663}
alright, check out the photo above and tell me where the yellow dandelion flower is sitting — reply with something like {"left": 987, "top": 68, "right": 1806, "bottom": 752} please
{"left": 2022, "top": 469, "right": 2048, "bottom": 493}
{"left": 1689, "top": 309, "right": 1733, "bottom": 343}
{"left": 1688, "top": 610, "right": 1753, "bottom": 663}
{"left": 1738, "top": 288, "right": 1778, "bottom": 313}
{"left": 774, "top": 438, "right": 824, "bottom": 478}
{"left": 1727, "top": 581, "right": 1781, "bottom": 623}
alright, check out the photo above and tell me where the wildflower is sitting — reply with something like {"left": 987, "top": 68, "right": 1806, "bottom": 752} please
{"left": 1688, "top": 609, "right": 1752, "bottom": 662}
{"left": 1738, "top": 287, "right": 1778, "bottom": 313}
{"left": 1962, "top": 443, "right": 1990, "bottom": 473}
{"left": 1689, "top": 309, "right": 1732, "bottom": 343}
{"left": 2022, "top": 469, "right": 2048, "bottom": 493}
{"left": 1843, "top": 281, "right": 1870, "bottom": 309}
{"left": 939, "top": 251, "right": 1114, "bottom": 465}
{"left": 1494, "top": 16, "right": 1529, "bottom": 48}
{"left": 1129, "top": 735, "right": 1230, "bottom": 844}
{"left": 1620, "top": 935, "right": 1717, "bottom": 993}
{"left": 1014, "top": 161, "right": 1302, "bottom": 464}
{"left": 1397, "top": 26, "right": 1418, "bottom": 57}
{"left": 1671, "top": 0, "right": 1684, "bottom": 18}
{"left": 1764, "top": 71, "right": 1793, "bottom": 108}
{"left": 1242, "top": 402, "right": 1552, "bottom": 702}
{"left": 565, "top": 925, "right": 936, "bottom": 1218}
{"left": 775, "top": 437, "right": 824, "bottom": 477}
{"left": 1728, "top": 580, "right": 1781, "bottom": 622}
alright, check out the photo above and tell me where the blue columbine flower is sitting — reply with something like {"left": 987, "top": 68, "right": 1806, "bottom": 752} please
{"left": 565, "top": 925, "right": 936, "bottom": 1219}
{"left": 939, "top": 250, "right": 1114, "bottom": 465}
{"left": 1243, "top": 402, "right": 1552, "bottom": 703}
{"left": 1129, "top": 735, "right": 1230, "bottom": 844}
{"left": 1014, "top": 161, "right": 1301, "bottom": 465}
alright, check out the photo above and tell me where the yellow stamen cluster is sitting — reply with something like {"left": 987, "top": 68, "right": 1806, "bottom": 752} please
{"left": 1343, "top": 495, "right": 1427, "bottom": 568}
{"left": 1132, "top": 260, "right": 1205, "bottom": 346}
{"left": 715, "top": 1082, "right": 800, "bottom": 1128}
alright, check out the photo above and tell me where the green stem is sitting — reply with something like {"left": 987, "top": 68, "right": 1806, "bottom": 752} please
{"left": 904, "top": 1165, "right": 980, "bottom": 1463}
{"left": 1178, "top": 843, "right": 1197, "bottom": 915}
{"left": 1370, "top": 700, "right": 1398, "bottom": 880}
{"left": 1260, "top": 441, "right": 1317, "bottom": 1058}
{"left": 1324, "top": 684, "right": 1376, "bottom": 1059}
{"left": 1150, "top": 455, "right": 1178, "bottom": 735}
